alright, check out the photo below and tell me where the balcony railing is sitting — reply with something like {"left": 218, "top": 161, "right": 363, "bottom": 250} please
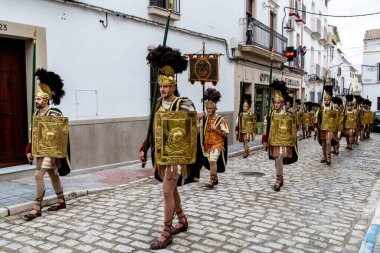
{"left": 292, "top": 54, "right": 305, "bottom": 70}
{"left": 240, "top": 17, "right": 287, "bottom": 55}
{"left": 149, "top": 0, "right": 180, "bottom": 13}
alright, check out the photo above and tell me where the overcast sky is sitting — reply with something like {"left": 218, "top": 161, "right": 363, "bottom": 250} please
{"left": 328, "top": 0, "right": 380, "bottom": 70}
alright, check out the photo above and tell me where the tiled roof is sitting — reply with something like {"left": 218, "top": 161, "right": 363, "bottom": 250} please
{"left": 364, "top": 29, "right": 380, "bottom": 40}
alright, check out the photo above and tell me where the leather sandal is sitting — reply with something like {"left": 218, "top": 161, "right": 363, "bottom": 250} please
{"left": 48, "top": 191, "right": 66, "bottom": 211}
{"left": 205, "top": 174, "right": 218, "bottom": 189}
{"left": 273, "top": 175, "right": 283, "bottom": 192}
{"left": 151, "top": 220, "right": 173, "bottom": 250}
{"left": 171, "top": 210, "right": 188, "bottom": 235}
{"left": 243, "top": 150, "right": 249, "bottom": 158}
{"left": 24, "top": 190, "right": 45, "bottom": 220}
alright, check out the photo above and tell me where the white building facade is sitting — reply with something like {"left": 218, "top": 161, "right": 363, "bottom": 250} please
{"left": 0, "top": 0, "right": 305, "bottom": 173}
{"left": 362, "top": 29, "right": 380, "bottom": 111}
{"left": 302, "top": 0, "right": 331, "bottom": 103}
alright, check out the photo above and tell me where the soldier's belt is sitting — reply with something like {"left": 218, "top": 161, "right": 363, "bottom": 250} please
{"left": 154, "top": 111, "right": 197, "bottom": 165}
{"left": 32, "top": 116, "right": 69, "bottom": 158}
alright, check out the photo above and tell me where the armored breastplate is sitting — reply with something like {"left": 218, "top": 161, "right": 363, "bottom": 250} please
{"left": 205, "top": 117, "right": 224, "bottom": 145}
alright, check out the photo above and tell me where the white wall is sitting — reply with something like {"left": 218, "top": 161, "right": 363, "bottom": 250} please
{"left": 0, "top": 0, "right": 240, "bottom": 120}
{"left": 362, "top": 38, "right": 380, "bottom": 110}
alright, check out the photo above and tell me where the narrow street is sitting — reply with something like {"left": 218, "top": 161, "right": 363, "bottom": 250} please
{"left": 0, "top": 134, "right": 379, "bottom": 253}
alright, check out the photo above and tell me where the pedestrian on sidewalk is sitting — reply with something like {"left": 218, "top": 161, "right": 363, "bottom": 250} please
{"left": 236, "top": 95, "right": 256, "bottom": 158}
{"left": 263, "top": 81, "right": 298, "bottom": 191}
{"left": 199, "top": 88, "right": 229, "bottom": 189}
{"left": 24, "top": 69, "right": 70, "bottom": 220}
{"left": 140, "top": 45, "right": 198, "bottom": 250}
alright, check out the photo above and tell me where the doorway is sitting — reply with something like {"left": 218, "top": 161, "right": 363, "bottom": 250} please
{"left": 0, "top": 37, "right": 28, "bottom": 168}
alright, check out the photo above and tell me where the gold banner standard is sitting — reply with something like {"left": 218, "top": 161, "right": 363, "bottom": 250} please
{"left": 188, "top": 54, "right": 219, "bottom": 85}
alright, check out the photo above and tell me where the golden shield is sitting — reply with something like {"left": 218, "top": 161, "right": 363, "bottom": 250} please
{"left": 321, "top": 109, "right": 338, "bottom": 132}
{"left": 241, "top": 114, "right": 257, "bottom": 134}
{"left": 345, "top": 113, "right": 357, "bottom": 129}
{"left": 296, "top": 112, "right": 304, "bottom": 126}
{"left": 269, "top": 114, "right": 297, "bottom": 147}
{"left": 154, "top": 111, "right": 197, "bottom": 165}
{"left": 303, "top": 113, "right": 311, "bottom": 127}
{"left": 32, "top": 116, "right": 69, "bottom": 158}
{"left": 363, "top": 111, "right": 372, "bottom": 124}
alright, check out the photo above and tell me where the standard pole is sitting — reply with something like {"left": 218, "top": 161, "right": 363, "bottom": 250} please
{"left": 265, "top": 48, "right": 275, "bottom": 139}
{"left": 142, "top": 1, "right": 173, "bottom": 166}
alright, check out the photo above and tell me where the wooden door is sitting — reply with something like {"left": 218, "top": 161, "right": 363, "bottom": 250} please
{"left": 0, "top": 37, "right": 28, "bottom": 168}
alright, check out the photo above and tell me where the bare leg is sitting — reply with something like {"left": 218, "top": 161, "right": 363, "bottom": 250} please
{"left": 151, "top": 166, "right": 176, "bottom": 249}
{"left": 326, "top": 138, "right": 332, "bottom": 164}
{"left": 172, "top": 185, "right": 187, "bottom": 232}
{"left": 321, "top": 140, "right": 327, "bottom": 162}
{"left": 273, "top": 153, "right": 284, "bottom": 191}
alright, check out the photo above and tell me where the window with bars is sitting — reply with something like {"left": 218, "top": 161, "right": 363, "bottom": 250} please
{"left": 149, "top": 0, "right": 180, "bottom": 13}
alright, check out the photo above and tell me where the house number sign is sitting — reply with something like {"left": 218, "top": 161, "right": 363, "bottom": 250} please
{"left": 0, "top": 23, "right": 8, "bottom": 31}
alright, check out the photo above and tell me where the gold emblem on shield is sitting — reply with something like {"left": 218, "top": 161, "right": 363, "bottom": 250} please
{"left": 241, "top": 114, "right": 257, "bottom": 134}
{"left": 269, "top": 114, "right": 296, "bottom": 147}
{"left": 154, "top": 111, "right": 197, "bottom": 165}
{"left": 32, "top": 116, "right": 69, "bottom": 158}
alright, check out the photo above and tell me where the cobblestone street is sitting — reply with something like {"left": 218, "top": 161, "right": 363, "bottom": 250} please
{"left": 0, "top": 134, "right": 380, "bottom": 253}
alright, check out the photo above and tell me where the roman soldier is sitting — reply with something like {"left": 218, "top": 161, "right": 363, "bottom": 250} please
{"left": 331, "top": 97, "right": 343, "bottom": 156}
{"left": 263, "top": 81, "right": 298, "bottom": 192}
{"left": 304, "top": 102, "right": 313, "bottom": 138}
{"left": 236, "top": 95, "right": 256, "bottom": 158}
{"left": 363, "top": 99, "right": 372, "bottom": 139}
{"left": 344, "top": 94, "right": 357, "bottom": 150}
{"left": 139, "top": 45, "right": 198, "bottom": 250}
{"left": 200, "top": 88, "right": 229, "bottom": 189}
{"left": 295, "top": 99, "right": 305, "bottom": 140}
{"left": 317, "top": 85, "right": 338, "bottom": 165}
{"left": 24, "top": 68, "right": 70, "bottom": 220}
{"left": 354, "top": 95, "right": 363, "bottom": 144}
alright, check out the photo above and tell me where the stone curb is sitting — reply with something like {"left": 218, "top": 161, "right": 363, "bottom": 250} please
{"left": 0, "top": 187, "right": 115, "bottom": 218}
{"left": 0, "top": 144, "right": 264, "bottom": 218}
{"left": 359, "top": 191, "right": 380, "bottom": 253}
{"left": 228, "top": 145, "right": 264, "bottom": 158}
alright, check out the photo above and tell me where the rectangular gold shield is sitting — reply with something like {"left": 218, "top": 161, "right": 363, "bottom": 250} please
{"left": 269, "top": 114, "right": 297, "bottom": 147}
{"left": 241, "top": 114, "right": 257, "bottom": 134}
{"left": 303, "top": 113, "right": 311, "bottom": 127}
{"left": 296, "top": 112, "right": 304, "bottom": 126}
{"left": 154, "top": 111, "right": 197, "bottom": 165}
{"left": 345, "top": 113, "right": 357, "bottom": 129}
{"left": 363, "top": 111, "right": 372, "bottom": 124}
{"left": 321, "top": 109, "right": 338, "bottom": 132}
{"left": 32, "top": 116, "right": 69, "bottom": 158}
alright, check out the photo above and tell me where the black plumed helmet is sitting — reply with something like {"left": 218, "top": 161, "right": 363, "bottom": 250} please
{"left": 35, "top": 68, "right": 65, "bottom": 105}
